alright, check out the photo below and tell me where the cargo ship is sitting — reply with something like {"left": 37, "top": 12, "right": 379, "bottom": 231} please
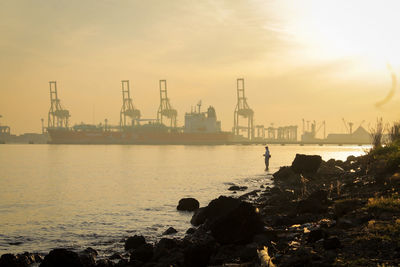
{"left": 47, "top": 80, "right": 234, "bottom": 145}
{"left": 46, "top": 80, "right": 237, "bottom": 145}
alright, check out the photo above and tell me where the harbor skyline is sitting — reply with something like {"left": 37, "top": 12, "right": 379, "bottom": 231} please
{"left": 1, "top": 0, "right": 400, "bottom": 134}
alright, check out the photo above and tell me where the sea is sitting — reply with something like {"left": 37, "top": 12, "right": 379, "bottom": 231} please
{"left": 0, "top": 144, "right": 368, "bottom": 256}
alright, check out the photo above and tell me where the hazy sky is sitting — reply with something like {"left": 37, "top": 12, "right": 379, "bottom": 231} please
{"left": 1, "top": 0, "right": 400, "bottom": 135}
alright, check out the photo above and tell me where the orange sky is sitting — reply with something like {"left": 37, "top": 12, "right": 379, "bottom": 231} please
{"left": 1, "top": 0, "right": 399, "bottom": 135}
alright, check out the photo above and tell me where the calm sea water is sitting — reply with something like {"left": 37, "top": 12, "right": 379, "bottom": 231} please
{"left": 0, "top": 144, "right": 368, "bottom": 256}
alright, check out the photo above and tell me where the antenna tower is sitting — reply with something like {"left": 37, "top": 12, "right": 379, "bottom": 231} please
{"left": 233, "top": 78, "right": 254, "bottom": 139}
{"left": 157, "top": 80, "right": 177, "bottom": 127}
{"left": 48, "top": 81, "right": 70, "bottom": 128}
{"left": 120, "top": 80, "right": 141, "bottom": 127}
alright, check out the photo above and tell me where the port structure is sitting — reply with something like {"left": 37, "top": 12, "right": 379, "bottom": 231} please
{"left": 233, "top": 78, "right": 254, "bottom": 139}
{"left": 157, "top": 80, "right": 177, "bottom": 128}
{"left": 120, "top": 80, "right": 141, "bottom": 127}
{"left": 48, "top": 81, "right": 70, "bottom": 128}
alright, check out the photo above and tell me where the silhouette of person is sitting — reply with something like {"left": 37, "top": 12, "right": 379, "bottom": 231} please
{"left": 263, "top": 146, "right": 271, "bottom": 171}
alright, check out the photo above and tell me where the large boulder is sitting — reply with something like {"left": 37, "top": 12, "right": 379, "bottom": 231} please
{"left": 191, "top": 196, "right": 240, "bottom": 226}
{"left": 78, "top": 247, "right": 97, "bottom": 267}
{"left": 209, "top": 201, "right": 264, "bottom": 244}
{"left": 40, "top": 249, "right": 83, "bottom": 267}
{"left": 190, "top": 207, "right": 208, "bottom": 226}
{"left": 177, "top": 198, "right": 200, "bottom": 211}
{"left": 190, "top": 196, "right": 264, "bottom": 244}
{"left": 0, "top": 254, "right": 19, "bottom": 267}
{"left": 130, "top": 243, "right": 154, "bottom": 263}
{"left": 272, "top": 166, "right": 301, "bottom": 186}
{"left": 184, "top": 243, "right": 213, "bottom": 267}
{"left": 291, "top": 154, "right": 322, "bottom": 175}
{"left": 124, "top": 235, "right": 146, "bottom": 251}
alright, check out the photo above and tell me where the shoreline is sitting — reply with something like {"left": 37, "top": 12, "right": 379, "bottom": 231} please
{"left": 1, "top": 149, "right": 400, "bottom": 266}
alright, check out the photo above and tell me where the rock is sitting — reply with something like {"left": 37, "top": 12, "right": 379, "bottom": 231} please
{"left": 307, "top": 229, "right": 328, "bottom": 243}
{"left": 78, "top": 247, "right": 97, "bottom": 267}
{"left": 346, "top": 155, "right": 357, "bottom": 162}
{"left": 40, "top": 249, "right": 83, "bottom": 267}
{"left": 323, "top": 237, "right": 342, "bottom": 250}
{"left": 308, "top": 189, "right": 329, "bottom": 203}
{"left": 124, "top": 235, "right": 146, "bottom": 251}
{"left": 109, "top": 253, "right": 123, "bottom": 260}
{"left": 317, "top": 162, "right": 345, "bottom": 176}
{"left": 273, "top": 167, "right": 301, "bottom": 185}
{"left": 335, "top": 218, "right": 356, "bottom": 229}
{"left": 95, "top": 259, "right": 114, "bottom": 267}
{"left": 186, "top": 228, "right": 196, "bottom": 234}
{"left": 291, "top": 154, "right": 322, "bottom": 175}
{"left": 239, "top": 244, "right": 258, "bottom": 262}
{"left": 206, "top": 196, "right": 241, "bottom": 221}
{"left": 153, "top": 238, "right": 183, "bottom": 264}
{"left": 297, "top": 190, "right": 329, "bottom": 214}
{"left": 184, "top": 243, "right": 213, "bottom": 267}
{"left": 334, "top": 199, "right": 362, "bottom": 217}
{"left": 191, "top": 196, "right": 242, "bottom": 227}
{"left": 130, "top": 243, "right": 153, "bottom": 263}
{"left": 210, "top": 201, "right": 264, "bottom": 244}
{"left": 0, "top": 254, "right": 19, "bottom": 267}
{"left": 163, "top": 227, "right": 178, "bottom": 235}
{"left": 177, "top": 198, "right": 200, "bottom": 211}
{"left": 190, "top": 207, "right": 208, "bottom": 226}
{"left": 228, "top": 185, "right": 248, "bottom": 191}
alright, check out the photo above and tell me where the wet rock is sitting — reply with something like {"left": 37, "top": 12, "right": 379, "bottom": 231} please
{"left": 273, "top": 166, "right": 301, "bottom": 185}
{"left": 130, "top": 243, "right": 153, "bottom": 263}
{"left": 190, "top": 207, "right": 207, "bottom": 226}
{"left": 186, "top": 228, "right": 195, "bottom": 235}
{"left": 297, "top": 190, "right": 329, "bottom": 214}
{"left": 280, "top": 247, "right": 314, "bottom": 267}
{"left": 78, "top": 247, "right": 97, "bottom": 267}
{"left": 210, "top": 201, "right": 264, "bottom": 244}
{"left": 307, "top": 229, "right": 328, "bottom": 243}
{"left": 291, "top": 154, "right": 322, "bottom": 175}
{"left": 191, "top": 196, "right": 241, "bottom": 227}
{"left": 177, "top": 198, "right": 200, "bottom": 211}
{"left": 184, "top": 243, "right": 213, "bottom": 267}
{"left": 0, "top": 254, "right": 19, "bottom": 267}
{"left": 252, "top": 229, "right": 279, "bottom": 245}
{"left": 228, "top": 185, "right": 248, "bottom": 191}
{"left": 152, "top": 238, "right": 184, "bottom": 265}
{"left": 317, "top": 162, "right": 346, "bottom": 176}
{"left": 239, "top": 244, "right": 258, "bottom": 262}
{"left": 162, "top": 227, "right": 177, "bottom": 235}
{"left": 323, "top": 237, "right": 342, "bottom": 250}
{"left": 124, "top": 235, "right": 146, "bottom": 251}
{"left": 109, "top": 253, "right": 122, "bottom": 260}
{"left": 95, "top": 259, "right": 115, "bottom": 267}
{"left": 347, "top": 155, "right": 357, "bottom": 162}
{"left": 40, "top": 248, "right": 83, "bottom": 267}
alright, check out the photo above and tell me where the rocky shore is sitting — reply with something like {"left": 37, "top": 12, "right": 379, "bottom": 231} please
{"left": 2, "top": 145, "right": 400, "bottom": 266}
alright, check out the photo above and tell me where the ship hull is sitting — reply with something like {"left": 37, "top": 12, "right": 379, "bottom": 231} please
{"left": 47, "top": 129, "right": 234, "bottom": 145}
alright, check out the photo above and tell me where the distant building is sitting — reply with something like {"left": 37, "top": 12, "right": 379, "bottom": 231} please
{"left": 326, "top": 126, "right": 371, "bottom": 144}
{"left": 184, "top": 106, "right": 221, "bottom": 133}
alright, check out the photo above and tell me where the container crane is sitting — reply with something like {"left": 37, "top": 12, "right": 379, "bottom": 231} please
{"left": 233, "top": 78, "right": 254, "bottom": 139}
{"left": 48, "top": 81, "right": 70, "bottom": 128}
{"left": 157, "top": 80, "right": 177, "bottom": 128}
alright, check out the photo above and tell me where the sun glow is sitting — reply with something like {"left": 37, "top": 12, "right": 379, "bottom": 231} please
{"left": 282, "top": 0, "right": 400, "bottom": 68}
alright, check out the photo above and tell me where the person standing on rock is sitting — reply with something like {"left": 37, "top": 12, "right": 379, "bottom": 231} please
{"left": 263, "top": 146, "right": 271, "bottom": 171}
